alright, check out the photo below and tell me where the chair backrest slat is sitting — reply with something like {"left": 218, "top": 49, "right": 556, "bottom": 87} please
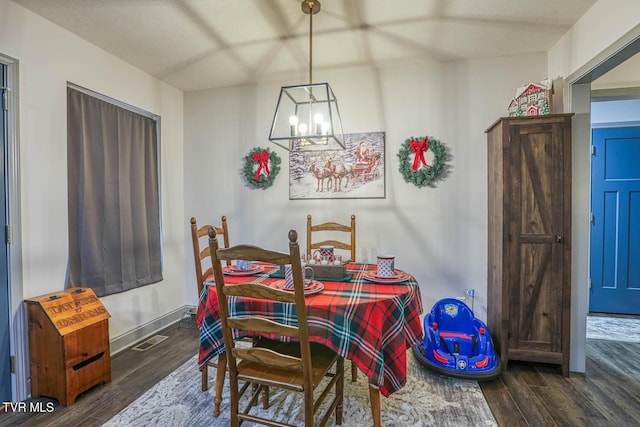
{"left": 226, "top": 317, "right": 299, "bottom": 337}
{"left": 222, "top": 282, "right": 296, "bottom": 303}
{"left": 232, "top": 348, "right": 303, "bottom": 371}
{"left": 217, "top": 245, "right": 292, "bottom": 266}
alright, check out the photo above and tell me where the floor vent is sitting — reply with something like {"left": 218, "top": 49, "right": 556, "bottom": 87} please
{"left": 131, "top": 335, "right": 169, "bottom": 352}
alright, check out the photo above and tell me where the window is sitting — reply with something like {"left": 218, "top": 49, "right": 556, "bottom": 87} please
{"left": 66, "top": 85, "right": 162, "bottom": 296}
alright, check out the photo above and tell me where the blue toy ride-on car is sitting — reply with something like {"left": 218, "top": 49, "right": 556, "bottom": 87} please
{"left": 412, "top": 298, "right": 501, "bottom": 381}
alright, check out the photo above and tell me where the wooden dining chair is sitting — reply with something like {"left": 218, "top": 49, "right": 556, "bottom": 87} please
{"left": 307, "top": 213, "right": 359, "bottom": 381}
{"left": 191, "top": 216, "right": 231, "bottom": 299}
{"left": 307, "top": 214, "right": 356, "bottom": 262}
{"left": 209, "top": 227, "right": 345, "bottom": 427}
{"left": 190, "top": 215, "right": 231, "bottom": 414}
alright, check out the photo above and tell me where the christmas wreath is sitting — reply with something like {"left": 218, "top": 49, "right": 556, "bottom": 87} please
{"left": 397, "top": 136, "right": 447, "bottom": 188}
{"left": 243, "top": 147, "right": 281, "bottom": 189}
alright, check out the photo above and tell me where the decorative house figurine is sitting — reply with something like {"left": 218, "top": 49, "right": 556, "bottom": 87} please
{"left": 508, "top": 78, "right": 553, "bottom": 117}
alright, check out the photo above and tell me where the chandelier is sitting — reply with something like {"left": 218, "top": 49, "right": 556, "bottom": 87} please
{"left": 269, "top": 0, "right": 345, "bottom": 152}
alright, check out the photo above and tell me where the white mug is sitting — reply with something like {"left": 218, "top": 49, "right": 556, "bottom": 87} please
{"left": 376, "top": 255, "right": 395, "bottom": 278}
{"left": 284, "top": 264, "right": 314, "bottom": 289}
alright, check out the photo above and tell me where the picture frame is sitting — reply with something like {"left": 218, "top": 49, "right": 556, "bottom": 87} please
{"left": 289, "top": 131, "right": 385, "bottom": 200}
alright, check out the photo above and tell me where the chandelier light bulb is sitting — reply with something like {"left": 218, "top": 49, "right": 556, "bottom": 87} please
{"left": 289, "top": 115, "right": 299, "bottom": 136}
{"left": 313, "top": 113, "right": 324, "bottom": 134}
{"left": 298, "top": 123, "right": 307, "bottom": 136}
{"left": 321, "top": 121, "right": 331, "bottom": 135}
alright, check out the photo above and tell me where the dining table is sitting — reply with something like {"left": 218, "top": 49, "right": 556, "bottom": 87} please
{"left": 196, "top": 261, "right": 424, "bottom": 427}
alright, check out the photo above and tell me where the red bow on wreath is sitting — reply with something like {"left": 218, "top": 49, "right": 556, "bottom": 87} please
{"left": 410, "top": 137, "right": 429, "bottom": 170}
{"left": 252, "top": 150, "right": 271, "bottom": 181}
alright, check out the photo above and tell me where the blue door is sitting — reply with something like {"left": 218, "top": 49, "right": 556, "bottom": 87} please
{"left": 590, "top": 126, "right": 640, "bottom": 314}
{"left": 0, "top": 64, "right": 10, "bottom": 402}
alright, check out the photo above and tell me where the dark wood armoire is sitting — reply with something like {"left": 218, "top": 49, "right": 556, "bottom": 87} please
{"left": 485, "top": 113, "right": 573, "bottom": 376}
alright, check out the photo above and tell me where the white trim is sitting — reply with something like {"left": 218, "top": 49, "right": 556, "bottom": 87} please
{"left": 0, "top": 52, "right": 26, "bottom": 402}
{"left": 66, "top": 82, "right": 159, "bottom": 121}
{"left": 108, "top": 305, "right": 194, "bottom": 355}
{"left": 591, "top": 120, "right": 640, "bottom": 128}
{"left": 591, "top": 87, "right": 640, "bottom": 100}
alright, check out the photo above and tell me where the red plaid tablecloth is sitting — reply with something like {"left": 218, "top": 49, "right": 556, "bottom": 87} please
{"left": 196, "top": 263, "right": 423, "bottom": 397}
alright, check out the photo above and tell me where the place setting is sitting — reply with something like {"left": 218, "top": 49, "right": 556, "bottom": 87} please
{"left": 268, "top": 263, "right": 324, "bottom": 296}
{"left": 222, "top": 260, "right": 264, "bottom": 276}
{"left": 361, "top": 254, "right": 411, "bottom": 284}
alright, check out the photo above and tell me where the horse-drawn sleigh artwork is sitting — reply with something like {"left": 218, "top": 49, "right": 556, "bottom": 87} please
{"left": 352, "top": 151, "right": 381, "bottom": 183}
{"left": 289, "top": 132, "right": 385, "bottom": 200}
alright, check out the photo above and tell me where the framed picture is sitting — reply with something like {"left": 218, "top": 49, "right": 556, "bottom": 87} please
{"left": 289, "top": 131, "right": 385, "bottom": 200}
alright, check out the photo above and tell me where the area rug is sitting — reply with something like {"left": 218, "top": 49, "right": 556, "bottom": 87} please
{"left": 586, "top": 315, "right": 640, "bottom": 343}
{"left": 103, "top": 353, "right": 497, "bottom": 427}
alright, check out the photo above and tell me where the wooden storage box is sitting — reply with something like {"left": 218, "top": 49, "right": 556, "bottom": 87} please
{"left": 26, "top": 287, "right": 111, "bottom": 406}
{"left": 281, "top": 263, "right": 347, "bottom": 279}
{"left": 308, "top": 263, "right": 347, "bottom": 278}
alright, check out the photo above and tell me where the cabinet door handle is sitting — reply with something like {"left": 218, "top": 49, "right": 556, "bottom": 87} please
{"left": 556, "top": 235, "right": 563, "bottom": 243}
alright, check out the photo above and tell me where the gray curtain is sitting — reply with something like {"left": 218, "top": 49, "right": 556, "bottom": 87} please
{"left": 67, "top": 87, "right": 162, "bottom": 297}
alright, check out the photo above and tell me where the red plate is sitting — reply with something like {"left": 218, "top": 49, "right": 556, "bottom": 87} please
{"left": 361, "top": 270, "right": 411, "bottom": 284}
{"left": 269, "top": 279, "right": 324, "bottom": 296}
{"left": 223, "top": 265, "right": 264, "bottom": 276}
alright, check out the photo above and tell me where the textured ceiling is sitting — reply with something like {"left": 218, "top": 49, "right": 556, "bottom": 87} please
{"left": 13, "top": 0, "right": 598, "bottom": 92}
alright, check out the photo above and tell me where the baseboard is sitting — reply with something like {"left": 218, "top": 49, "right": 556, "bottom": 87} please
{"left": 109, "top": 305, "right": 197, "bottom": 355}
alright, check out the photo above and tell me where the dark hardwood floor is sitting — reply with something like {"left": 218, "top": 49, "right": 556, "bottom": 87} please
{"left": 480, "top": 339, "right": 640, "bottom": 426}
{"left": 2, "top": 314, "right": 638, "bottom": 426}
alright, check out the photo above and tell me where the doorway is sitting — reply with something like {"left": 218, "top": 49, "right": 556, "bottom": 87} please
{"left": 589, "top": 125, "right": 640, "bottom": 315}
{"left": 0, "top": 62, "right": 11, "bottom": 402}
{"left": 567, "top": 31, "right": 640, "bottom": 373}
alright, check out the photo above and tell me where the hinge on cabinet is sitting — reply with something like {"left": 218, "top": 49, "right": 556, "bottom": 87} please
{"left": 10, "top": 355, "right": 15, "bottom": 374}
{"left": 591, "top": 145, "right": 596, "bottom": 156}
{"left": 590, "top": 212, "right": 595, "bottom": 225}
{"left": 5, "top": 225, "right": 12, "bottom": 244}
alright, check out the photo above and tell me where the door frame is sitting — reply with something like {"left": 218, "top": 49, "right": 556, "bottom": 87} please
{"left": 1, "top": 59, "right": 9, "bottom": 403}
{"left": 0, "top": 52, "right": 26, "bottom": 402}
{"left": 566, "top": 30, "right": 640, "bottom": 373}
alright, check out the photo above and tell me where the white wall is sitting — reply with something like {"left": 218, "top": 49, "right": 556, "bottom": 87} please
{"left": 592, "top": 99, "right": 640, "bottom": 124}
{"left": 592, "top": 53, "right": 640, "bottom": 90}
{"left": 0, "top": 0, "right": 185, "bottom": 340}
{"left": 184, "top": 53, "right": 548, "bottom": 318}
{"left": 549, "top": 0, "right": 640, "bottom": 79}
